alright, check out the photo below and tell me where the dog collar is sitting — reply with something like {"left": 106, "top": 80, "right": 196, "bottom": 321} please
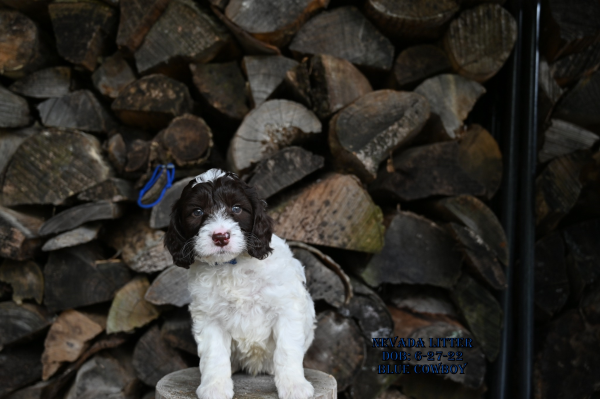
{"left": 212, "top": 258, "right": 237, "bottom": 266}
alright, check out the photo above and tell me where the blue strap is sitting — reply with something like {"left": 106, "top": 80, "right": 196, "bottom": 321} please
{"left": 137, "top": 164, "right": 176, "bottom": 209}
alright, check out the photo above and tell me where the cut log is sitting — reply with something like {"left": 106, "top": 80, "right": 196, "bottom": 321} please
{"left": 145, "top": 266, "right": 191, "bottom": 307}
{"left": 554, "top": 70, "right": 600, "bottom": 129}
{"left": 289, "top": 6, "right": 395, "bottom": 72}
{"left": 134, "top": 0, "right": 231, "bottom": 74}
{"left": 42, "top": 310, "right": 105, "bottom": 380}
{"left": 390, "top": 45, "right": 453, "bottom": 89}
{"left": 0, "top": 126, "right": 38, "bottom": 180}
{"left": 384, "top": 284, "right": 457, "bottom": 317}
{"left": 133, "top": 325, "right": 188, "bottom": 386}
{"left": 304, "top": 310, "right": 365, "bottom": 391}
{"left": 1, "top": 128, "right": 112, "bottom": 206}
{"left": 447, "top": 223, "right": 506, "bottom": 291}
{"left": 4, "top": 380, "right": 55, "bottom": 399}
{"left": 426, "top": 195, "right": 509, "bottom": 266}
{"left": 562, "top": 219, "right": 600, "bottom": 299}
{"left": 105, "top": 214, "right": 174, "bottom": 273}
{"left": 125, "top": 139, "right": 151, "bottom": 175}
{"left": 247, "top": 146, "right": 324, "bottom": 199}
{"left": 329, "top": 90, "right": 430, "bottom": 183}
{"left": 370, "top": 124, "right": 502, "bottom": 201}
{"left": 443, "top": 4, "right": 517, "bottom": 82}
{"left": 149, "top": 177, "right": 194, "bottom": 229}
{"left": 92, "top": 52, "right": 137, "bottom": 98}
{"left": 44, "top": 244, "right": 132, "bottom": 312}
{"left": 243, "top": 55, "right": 299, "bottom": 107}
{"left": 0, "top": 206, "right": 43, "bottom": 261}
{"left": 309, "top": 54, "right": 373, "bottom": 119}
{"left": 550, "top": 42, "right": 600, "bottom": 87}
{"left": 534, "top": 232, "right": 569, "bottom": 320}
{"left": 539, "top": 119, "right": 599, "bottom": 164}
{"left": 0, "top": 302, "right": 51, "bottom": 349}
{"left": 10, "top": 66, "right": 74, "bottom": 99}
{"left": 451, "top": 274, "right": 502, "bottom": 361}
{"left": 77, "top": 178, "right": 135, "bottom": 202}
{"left": 270, "top": 173, "right": 385, "bottom": 253}
{"left": 161, "top": 309, "right": 196, "bottom": 355}
{"left": 190, "top": 61, "right": 250, "bottom": 122}
{"left": 415, "top": 74, "right": 486, "bottom": 138}
{"left": 154, "top": 114, "right": 213, "bottom": 167}
{"left": 364, "top": 0, "right": 459, "bottom": 42}
{"left": 111, "top": 74, "right": 193, "bottom": 130}
{"left": 273, "top": 61, "right": 312, "bottom": 108}
{"left": 0, "top": 85, "right": 30, "bottom": 128}
{"left": 0, "top": 344, "right": 44, "bottom": 398}
{"left": 106, "top": 134, "right": 128, "bottom": 174}
{"left": 106, "top": 276, "right": 161, "bottom": 334}
{"left": 359, "top": 211, "right": 462, "bottom": 288}
{"left": 292, "top": 248, "right": 346, "bottom": 308}
{"left": 40, "top": 201, "right": 123, "bottom": 236}
{"left": 225, "top": 0, "right": 329, "bottom": 47}
{"left": 538, "top": 58, "right": 563, "bottom": 127}
{"left": 541, "top": 0, "right": 600, "bottom": 62}
{"left": 535, "top": 152, "right": 587, "bottom": 235}
{"left": 41, "top": 223, "right": 102, "bottom": 252}
{"left": 227, "top": 99, "right": 321, "bottom": 174}
{"left": 0, "top": 10, "right": 53, "bottom": 79}
{"left": 116, "top": 0, "right": 171, "bottom": 52}
{"left": 0, "top": 260, "right": 43, "bottom": 304}
{"left": 49, "top": 0, "right": 118, "bottom": 71}
{"left": 65, "top": 349, "right": 140, "bottom": 399}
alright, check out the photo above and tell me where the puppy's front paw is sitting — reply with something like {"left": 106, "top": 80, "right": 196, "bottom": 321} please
{"left": 276, "top": 376, "right": 314, "bottom": 399}
{"left": 196, "top": 378, "right": 234, "bottom": 399}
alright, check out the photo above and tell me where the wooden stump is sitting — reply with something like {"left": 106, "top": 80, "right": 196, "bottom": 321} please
{"left": 156, "top": 368, "right": 337, "bottom": 399}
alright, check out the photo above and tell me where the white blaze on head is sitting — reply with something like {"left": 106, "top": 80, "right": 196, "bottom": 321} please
{"left": 192, "top": 169, "right": 232, "bottom": 187}
{"left": 194, "top": 208, "right": 246, "bottom": 264}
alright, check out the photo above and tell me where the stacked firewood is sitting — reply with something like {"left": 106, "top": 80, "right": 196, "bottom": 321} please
{"left": 0, "top": 0, "right": 546, "bottom": 398}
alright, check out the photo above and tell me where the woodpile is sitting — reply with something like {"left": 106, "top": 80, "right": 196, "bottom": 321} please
{"left": 2, "top": 0, "right": 578, "bottom": 398}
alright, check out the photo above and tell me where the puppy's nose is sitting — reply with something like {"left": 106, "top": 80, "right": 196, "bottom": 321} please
{"left": 212, "top": 232, "right": 230, "bottom": 247}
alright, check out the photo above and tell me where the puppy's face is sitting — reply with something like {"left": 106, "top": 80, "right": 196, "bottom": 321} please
{"left": 165, "top": 169, "right": 274, "bottom": 267}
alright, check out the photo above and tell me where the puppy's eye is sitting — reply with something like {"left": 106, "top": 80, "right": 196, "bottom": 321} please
{"left": 192, "top": 209, "right": 204, "bottom": 217}
{"left": 232, "top": 206, "right": 241, "bottom": 214}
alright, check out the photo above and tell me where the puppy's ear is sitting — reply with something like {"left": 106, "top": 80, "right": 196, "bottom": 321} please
{"left": 248, "top": 196, "right": 274, "bottom": 260}
{"left": 164, "top": 198, "right": 195, "bottom": 269}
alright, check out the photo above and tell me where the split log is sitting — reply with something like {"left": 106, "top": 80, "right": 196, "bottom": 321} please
{"left": 0, "top": 126, "right": 38, "bottom": 180}
{"left": 111, "top": 74, "right": 193, "bottom": 130}
{"left": 553, "top": 70, "right": 600, "bottom": 129}
{"left": 5, "top": 380, "right": 55, "bottom": 399}
{"left": 92, "top": 52, "right": 137, "bottom": 98}
{"left": 161, "top": 309, "right": 196, "bottom": 355}
{"left": 154, "top": 114, "right": 213, "bottom": 167}
{"left": 0, "top": 10, "right": 53, "bottom": 79}
{"left": 225, "top": 0, "right": 328, "bottom": 47}
{"left": 134, "top": 0, "right": 231, "bottom": 74}
{"left": 247, "top": 146, "right": 324, "bottom": 199}
{"left": 77, "top": 178, "right": 135, "bottom": 202}
{"left": 106, "top": 276, "right": 160, "bottom": 334}
{"left": 384, "top": 284, "right": 457, "bottom": 317}
{"left": 292, "top": 248, "right": 346, "bottom": 308}
{"left": 0, "top": 302, "right": 51, "bottom": 349}
{"left": 304, "top": 310, "right": 365, "bottom": 391}
{"left": 0, "top": 206, "right": 43, "bottom": 261}
{"left": 538, "top": 119, "right": 599, "bottom": 164}
{"left": 447, "top": 223, "right": 506, "bottom": 291}
{"left": 41, "top": 223, "right": 102, "bottom": 252}
{"left": 0, "top": 85, "right": 30, "bottom": 128}
{"left": 227, "top": 99, "right": 321, "bottom": 174}
{"left": 390, "top": 45, "right": 453, "bottom": 89}
{"left": 1, "top": 128, "right": 112, "bottom": 206}
{"left": 535, "top": 152, "right": 587, "bottom": 235}
{"left": 44, "top": 244, "right": 132, "bottom": 312}
{"left": 149, "top": 177, "right": 194, "bottom": 229}
{"left": 42, "top": 310, "right": 105, "bottom": 380}
{"left": 370, "top": 124, "right": 502, "bottom": 201}
{"left": 270, "top": 173, "right": 385, "bottom": 253}
{"left": 116, "top": 0, "right": 171, "bottom": 52}
{"left": 133, "top": 325, "right": 188, "bottom": 386}
{"left": 40, "top": 201, "right": 123, "bottom": 236}
{"left": 541, "top": 0, "right": 600, "bottom": 62}
{"left": 0, "top": 260, "right": 43, "bottom": 304}
{"left": 550, "top": 42, "right": 600, "bottom": 87}
{"left": 243, "top": 55, "right": 298, "bottom": 107}
{"left": 145, "top": 266, "right": 191, "bottom": 307}
{"left": 443, "top": 4, "right": 517, "bottom": 82}
{"left": 289, "top": 6, "right": 395, "bottom": 72}
{"left": 329, "top": 90, "right": 430, "bottom": 182}
{"left": 48, "top": 0, "right": 118, "bottom": 71}
{"left": 451, "top": 274, "right": 502, "bottom": 361}
{"left": 538, "top": 58, "right": 563, "bottom": 128}
{"left": 415, "top": 74, "right": 486, "bottom": 138}
{"left": 190, "top": 62, "right": 250, "bottom": 122}
{"left": 364, "top": 0, "right": 459, "bottom": 42}
{"left": 125, "top": 139, "right": 151, "bottom": 175}
{"left": 426, "top": 195, "right": 509, "bottom": 266}
{"left": 106, "top": 134, "right": 128, "bottom": 174}
{"left": 65, "top": 349, "right": 140, "bottom": 399}
{"left": 272, "top": 61, "right": 312, "bottom": 108}
{"left": 562, "top": 219, "right": 600, "bottom": 299}
{"left": 534, "top": 232, "right": 569, "bottom": 320}
{"left": 0, "top": 344, "right": 44, "bottom": 398}
{"left": 10, "top": 66, "right": 74, "bottom": 98}
{"left": 105, "top": 214, "right": 174, "bottom": 273}
{"left": 309, "top": 54, "right": 372, "bottom": 119}
{"left": 359, "top": 211, "right": 462, "bottom": 288}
